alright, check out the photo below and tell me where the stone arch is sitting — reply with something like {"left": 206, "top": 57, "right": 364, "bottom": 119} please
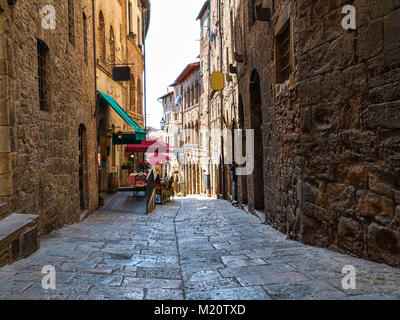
{"left": 249, "top": 69, "right": 265, "bottom": 211}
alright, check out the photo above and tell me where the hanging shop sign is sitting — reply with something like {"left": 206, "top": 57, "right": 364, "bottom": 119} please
{"left": 112, "top": 132, "right": 142, "bottom": 145}
{"left": 112, "top": 66, "right": 131, "bottom": 82}
{"left": 211, "top": 72, "right": 225, "bottom": 91}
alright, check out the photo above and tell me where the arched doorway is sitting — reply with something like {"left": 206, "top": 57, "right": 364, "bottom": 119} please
{"left": 97, "top": 118, "right": 108, "bottom": 192}
{"left": 249, "top": 69, "right": 265, "bottom": 210}
{"left": 238, "top": 94, "right": 248, "bottom": 204}
{"left": 78, "top": 124, "right": 87, "bottom": 210}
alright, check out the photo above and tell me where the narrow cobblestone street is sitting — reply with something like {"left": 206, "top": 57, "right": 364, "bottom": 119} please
{"left": 0, "top": 196, "right": 399, "bottom": 300}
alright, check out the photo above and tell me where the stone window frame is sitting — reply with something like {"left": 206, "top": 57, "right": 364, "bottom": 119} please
{"left": 83, "top": 12, "right": 88, "bottom": 65}
{"left": 128, "top": 1, "right": 133, "bottom": 34}
{"left": 109, "top": 26, "right": 116, "bottom": 66}
{"left": 68, "top": 0, "right": 75, "bottom": 45}
{"left": 37, "top": 39, "right": 51, "bottom": 112}
{"left": 99, "top": 11, "right": 106, "bottom": 64}
{"left": 248, "top": 0, "right": 260, "bottom": 29}
{"left": 276, "top": 21, "right": 291, "bottom": 82}
{"left": 273, "top": 3, "right": 295, "bottom": 85}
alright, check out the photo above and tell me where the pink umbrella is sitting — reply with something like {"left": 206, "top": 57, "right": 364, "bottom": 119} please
{"left": 145, "top": 153, "right": 171, "bottom": 166}
{"left": 126, "top": 140, "right": 172, "bottom": 153}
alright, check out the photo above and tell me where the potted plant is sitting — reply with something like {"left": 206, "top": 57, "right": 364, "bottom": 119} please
{"left": 99, "top": 192, "right": 107, "bottom": 206}
{"left": 137, "top": 161, "right": 150, "bottom": 173}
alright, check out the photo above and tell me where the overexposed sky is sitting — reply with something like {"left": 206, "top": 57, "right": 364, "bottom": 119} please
{"left": 145, "top": 0, "right": 205, "bottom": 129}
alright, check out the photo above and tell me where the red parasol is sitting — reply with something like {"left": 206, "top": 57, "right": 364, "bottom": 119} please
{"left": 125, "top": 140, "right": 172, "bottom": 153}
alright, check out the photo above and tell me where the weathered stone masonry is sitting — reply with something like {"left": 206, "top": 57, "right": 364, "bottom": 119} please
{"left": 234, "top": 0, "right": 400, "bottom": 266}
{"left": 0, "top": 0, "right": 98, "bottom": 235}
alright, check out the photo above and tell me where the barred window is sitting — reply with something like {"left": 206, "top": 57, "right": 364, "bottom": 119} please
{"left": 99, "top": 11, "right": 106, "bottom": 63}
{"left": 68, "top": 0, "right": 75, "bottom": 44}
{"left": 250, "top": 0, "right": 257, "bottom": 26}
{"left": 37, "top": 39, "right": 49, "bottom": 111}
{"left": 110, "top": 26, "right": 115, "bottom": 65}
{"left": 83, "top": 13, "right": 88, "bottom": 64}
{"left": 276, "top": 22, "right": 291, "bottom": 83}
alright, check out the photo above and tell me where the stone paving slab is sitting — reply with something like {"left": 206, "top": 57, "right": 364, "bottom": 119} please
{"left": 0, "top": 195, "right": 399, "bottom": 300}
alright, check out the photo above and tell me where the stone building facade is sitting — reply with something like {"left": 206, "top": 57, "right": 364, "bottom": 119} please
{"left": 0, "top": 0, "right": 98, "bottom": 235}
{"left": 185, "top": 0, "right": 400, "bottom": 267}
{"left": 230, "top": 0, "right": 400, "bottom": 267}
{"left": 95, "top": 0, "right": 149, "bottom": 191}
{"left": 171, "top": 63, "right": 203, "bottom": 196}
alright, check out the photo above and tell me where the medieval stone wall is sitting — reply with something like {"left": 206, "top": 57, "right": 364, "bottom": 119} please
{"left": 233, "top": 0, "right": 400, "bottom": 266}
{"left": 296, "top": 0, "right": 400, "bottom": 266}
{"left": 0, "top": 0, "right": 98, "bottom": 234}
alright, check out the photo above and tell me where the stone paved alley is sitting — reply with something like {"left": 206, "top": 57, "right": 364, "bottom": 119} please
{"left": 1, "top": 196, "right": 400, "bottom": 300}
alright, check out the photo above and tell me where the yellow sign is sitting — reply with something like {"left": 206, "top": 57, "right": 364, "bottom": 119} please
{"left": 211, "top": 72, "right": 225, "bottom": 91}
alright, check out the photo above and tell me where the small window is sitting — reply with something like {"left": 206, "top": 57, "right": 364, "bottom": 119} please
{"left": 68, "top": 0, "right": 75, "bottom": 44}
{"left": 37, "top": 39, "right": 50, "bottom": 111}
{"left": 83, "top": 13, "right": 88, "bottom": 64}
{"left": 128, "top": 2, "right": 133, "bottom": 33}
{"left": 276, "top": 22, "right": 291, "bottom": 83}
{"left": 110, "top": 26, "right": 115, "bottom": 65}
{"left": 250, "top": 0, "right": 257, "bottom": 27}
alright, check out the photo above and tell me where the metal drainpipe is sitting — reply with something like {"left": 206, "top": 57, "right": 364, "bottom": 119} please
{"left": 218, "top": 0, "right": 226, "bottom": 199}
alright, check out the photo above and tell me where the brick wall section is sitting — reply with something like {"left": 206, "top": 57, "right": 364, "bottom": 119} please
{"left": 0, "top": 0, "right": 98, "bottom": 235}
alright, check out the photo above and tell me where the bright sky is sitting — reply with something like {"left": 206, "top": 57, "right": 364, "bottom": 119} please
{"left": 145, "top": 0, "right": 205, "bottom": 129}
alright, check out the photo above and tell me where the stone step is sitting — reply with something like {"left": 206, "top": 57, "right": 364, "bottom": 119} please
{"left": 0, "top": 213, "right": 40, "bottom": 268}
{"left": 0, "top": 203, "right": 9, "bottom": 220}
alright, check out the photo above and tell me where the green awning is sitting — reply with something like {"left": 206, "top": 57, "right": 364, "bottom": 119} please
{"left": 97, "top": 90, "right": 146, "bottom": 140}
